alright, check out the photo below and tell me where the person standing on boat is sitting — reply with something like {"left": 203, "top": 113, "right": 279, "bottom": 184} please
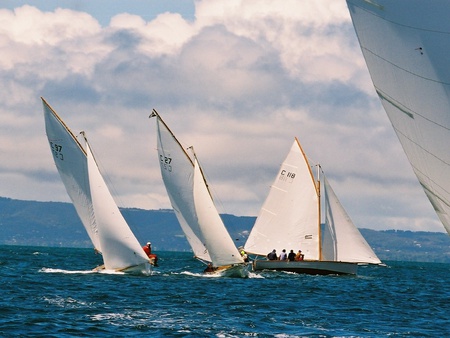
{"left": 279, "top": 249, "right": 287, "bottom": 261}
{"left": 267, "top": 249, "right": 277, "bottom": 260}
{"left": 288, "top": 249, "right": 296, "bottom": 261}
{"left": 143, "top": 242, "right": 158, "bottom": 266}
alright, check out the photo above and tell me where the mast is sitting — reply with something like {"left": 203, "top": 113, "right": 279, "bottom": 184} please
{"left": 317, "top": 164, "right": 322, "bottom": 261}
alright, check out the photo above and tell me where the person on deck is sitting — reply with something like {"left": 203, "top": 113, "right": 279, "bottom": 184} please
{"left": 143, "top": 242, "right": 158, "bottom": 266}
{"left": 288, "top": 249, "right": 296, "bottom": 261}
{"left": 295, "top": 250, "right": 304, "bottom": 261}
{"left": 143, "top": 242, "right": 152, "bottom": 256}
{"left": 279, "top": 249, "right": 287, "bottom": 261}
{"left": 267, "top": 249, "right": 277, "bottom": 260}
{"left": 240, "top": 249, "right": 249, "bottom": 263}
{"left": 204, "top": 263, "right": 216, "bottom": 273}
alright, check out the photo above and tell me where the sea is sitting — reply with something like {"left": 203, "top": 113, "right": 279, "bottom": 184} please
{"left": 1, "top": 245, "right": 449, "bottom": 337}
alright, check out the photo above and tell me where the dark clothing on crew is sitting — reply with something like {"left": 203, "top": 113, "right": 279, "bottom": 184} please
{"left": 288, "top": 250, "right": 296, "bottom": 261}
{"left": 267, "top": 250, "right": 277, "bottom": 260}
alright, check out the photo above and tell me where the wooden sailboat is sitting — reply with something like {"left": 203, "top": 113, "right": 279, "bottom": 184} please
{"left": 244, "top": 138, "right": 382, "bottom": 275}
{"left": 347, "top": 0, "right": 450, "bottom": 236}
{"left": 42, "top": 98, "right": 154, "bottom": 274}
{"left": 150, "top": 109, "right": 247, "bottom": 277}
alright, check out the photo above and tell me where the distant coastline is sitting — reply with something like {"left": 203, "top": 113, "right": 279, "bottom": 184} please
{"left": 1, "top": 196, "right": 449, "bottom": 263}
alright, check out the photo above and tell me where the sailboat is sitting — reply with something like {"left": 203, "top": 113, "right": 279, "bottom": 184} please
{"left": 244, "top": 138, "right": 382, "bottom": 275}
{"left": 346, "top": 0, "right": 450, "bottom": 236}
{"left": 42, "top": 97, "right": 155, "bottom": 274}
{"left": 150, "top": 109, "right": 247, "bottom": 277}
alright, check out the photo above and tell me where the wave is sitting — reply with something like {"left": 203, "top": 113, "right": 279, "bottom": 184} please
{"left": 39, "top": 267, "right": 124, "bottom": 275}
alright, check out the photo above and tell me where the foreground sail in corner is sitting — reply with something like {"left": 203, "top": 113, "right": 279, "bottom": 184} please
{"left": 151, "top": 110, "right": 246, "bottom": 277}
{"left": 42, "top": 97, "right": 153, "bottom": 273}
{"left": 346, "top": 0, "right": 450, "bottom": 236}
{"left": 244, "top": 138, "right": 381, "bottom": 275}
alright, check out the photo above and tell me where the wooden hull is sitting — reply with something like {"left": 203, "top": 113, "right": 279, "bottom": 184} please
{"left": 252, "top": 260, "right": 358, "bottom": 275}
{"left": 93, "top": 262, "right": 153, "bottom": 275}
{"left": 204, "top": 264, "right": 249, "bottom": 278}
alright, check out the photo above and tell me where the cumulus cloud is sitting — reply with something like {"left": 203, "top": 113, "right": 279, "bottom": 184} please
{"left": 0, "top": 0, "right": 444, "bottom": 233}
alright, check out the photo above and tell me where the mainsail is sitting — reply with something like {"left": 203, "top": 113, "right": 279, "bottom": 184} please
{"left": 245, "top": 138, "right": 381, "bottom": 265}
{"left": 347, "top": 0, "right": 450, "bottom": 235}
{"left": 244, "top": 138, "right": 320, "bottom": 259}
{"left": 154, "top": 112, "right": 211, "bottom": 262}
{"left": 42, "top": 98, "right": 150, "bottom": 271}
{"left": 152, "top": 110, "right": 243, "bottom": 267}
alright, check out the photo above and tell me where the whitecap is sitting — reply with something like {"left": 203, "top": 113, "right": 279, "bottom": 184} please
{"left": 39, "top": 267, "right": 96, "bottom": 274}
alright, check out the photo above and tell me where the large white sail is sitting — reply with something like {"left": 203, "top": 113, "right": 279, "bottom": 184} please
{"left": 43, "top": 97, "right": 150, "bottom": 272}
{"left": 154, "top": 112, "right": 211, "bottom": 262}
{"left": 193, "top": 158, "right": 244, "bottom": 266}
{"left": 42, "top": 98, "right": 100, "bottom": 252}
{"left": 347, "top": 0, "right": 450, "bottom": 235}
{"left": 322, "top": 174, "right": 381, "bottom": 264}
{"left": 85, "top": 141, "right": 149, "bottom": 270}
{"left": 244, "top": 138, "right": 320, "bottom": 260}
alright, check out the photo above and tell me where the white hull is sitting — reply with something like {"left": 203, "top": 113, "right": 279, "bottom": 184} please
{"left": 93, "top": 262, "right": 153, "bottom": 275}
{"left": 253, "top": 260, "right": 358, "bottom": 275}
{"left": 205, "top": 264, "right": 250, "bottom": 278}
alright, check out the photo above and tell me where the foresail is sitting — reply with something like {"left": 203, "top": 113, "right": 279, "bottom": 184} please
{"left": 347, "top": 0, "right": 450, "bottom": 235}
{"left": 245, "top": 138, "right": 320, "bottom": 260}
{"left": 154, "top": 113, "right": 211, "bottom": 262}
{"left": 193, "top": 159, "right": 244, "bottom": 266}
{"left": 85, "top": 141, "right": 149, "bottom": 270}
{"left": 322, "top": 175, "right": 381, "bottom": 264}
{"left": 42, "top": 98, "right": 101, "bottom": 252}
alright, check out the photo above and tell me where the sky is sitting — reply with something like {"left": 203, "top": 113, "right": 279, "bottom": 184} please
{"left": 0, "top": 0, "right": 445, "bottom": 233}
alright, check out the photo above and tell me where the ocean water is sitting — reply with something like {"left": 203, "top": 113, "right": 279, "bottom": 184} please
{"left": 1, "top": 245, "right": 449, "bottom": 337}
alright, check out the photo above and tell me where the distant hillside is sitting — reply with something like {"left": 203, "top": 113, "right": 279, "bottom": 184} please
{"left": 1, "top": 197, "right": 449, "bottom": 263}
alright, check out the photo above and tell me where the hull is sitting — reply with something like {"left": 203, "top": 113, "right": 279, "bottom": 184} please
{"left": 205, "top": 264, "right": 250, "bottom": 278}
{"left": 253, "top": 260, "right": 358, "bottom": 275}
{"left": 93, "top": 262, "right": 153, "bottom": 275}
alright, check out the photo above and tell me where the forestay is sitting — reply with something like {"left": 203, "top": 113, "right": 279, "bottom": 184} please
{"left": 347, "top": 0, "right": 450, "bottom": 235}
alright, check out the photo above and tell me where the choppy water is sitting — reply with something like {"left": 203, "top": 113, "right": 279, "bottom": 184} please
{"left": 1, "top": 245, "right": 449, "bottom": 337}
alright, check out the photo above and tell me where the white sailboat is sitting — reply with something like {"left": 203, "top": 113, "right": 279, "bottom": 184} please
{"left": 42, "top": 97, "right": 154, "bottom": 274}
{"left": 244, "top": 138, "right": 381, "bottom": 275}
{"left": 346, "top": 0, "right": 450, "bottom": 236}
{"left": 150, "top": 109, "right": 247, "bottom": 277}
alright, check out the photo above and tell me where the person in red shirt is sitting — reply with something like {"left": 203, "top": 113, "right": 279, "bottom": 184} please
{"left": 143, "top": 242, "right": 158, "bottom": 266}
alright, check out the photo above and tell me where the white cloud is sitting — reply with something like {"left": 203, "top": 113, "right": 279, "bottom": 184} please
{"left": 0, "top": 1, "right": 444, "bottom": 233}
